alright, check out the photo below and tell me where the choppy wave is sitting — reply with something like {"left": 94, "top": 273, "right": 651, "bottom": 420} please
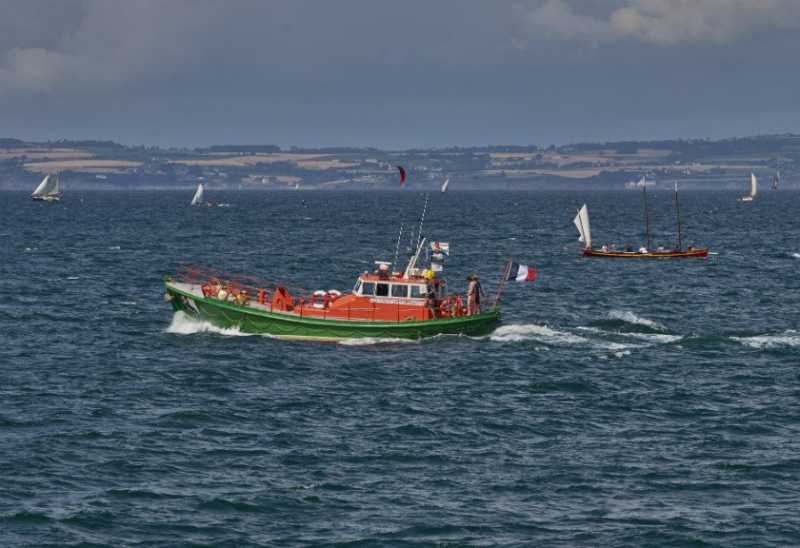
{"left": 607, "top": 310, "right": 665, "bottom": 331}
{"left": 792, "top": 252, "right": 800, "bottom": 259}
{"left": 165, "top": 311, "right": 251, "bottom": 336}
{"left": 577, "top": 326, "right": 682, "bottom": 345}
{"left": 490, "top": 324, "right": 634, "bottom": 357}
{"left": 733, "top": 330, "right": 800, "bottom": 349}
{"left": 490, "top": 324, "right": 590, "bottom": 345}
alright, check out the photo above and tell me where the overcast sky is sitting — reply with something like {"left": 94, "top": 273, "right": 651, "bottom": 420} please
{"left": 1, "top": 0, "right": 799, "bottom": 148}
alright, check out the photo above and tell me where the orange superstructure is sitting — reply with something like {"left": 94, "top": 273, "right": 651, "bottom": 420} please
{"left": 190, "top": 266, "right": 467, "bottom": 323}
{"left": 292, "top": 271, "right": 462, "bottom": 321}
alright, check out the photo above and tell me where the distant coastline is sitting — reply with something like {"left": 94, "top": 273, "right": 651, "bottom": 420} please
{"left": 1, "top": 134, "right": 796, "bottom": 191}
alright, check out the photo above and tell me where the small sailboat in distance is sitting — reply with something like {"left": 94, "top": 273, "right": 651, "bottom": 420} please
{"left": 440, "top": 177, "right": 450, "bottom": 193}
{"left": 31, "top": 173, "right": 62, "bottom": 202}
{"left": 738, "top": 173, "right": 758, "bottom": 202}
{"left": 772, "top": 165, "right": 780, "bottom": 190}
{"left": 190, "top": 182, "right": 205, "bottom": 206}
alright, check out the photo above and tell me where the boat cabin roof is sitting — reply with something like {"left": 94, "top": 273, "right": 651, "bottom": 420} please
{"left": 358, "top": 272, "right": 426, "bottom": 283}
{"left": 353, "top": 272, "right": 446, "bottom": 299}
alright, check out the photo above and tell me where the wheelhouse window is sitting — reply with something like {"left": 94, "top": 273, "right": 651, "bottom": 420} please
{"left": 376, "top": 283, "right": 389, "bottom": 297}
{"left": 353, "top": 280, "right": 362, "bottom": 294}
{"left": 409, "top": 285, "right": 425, "bottom": 299}
{"left": 391, "top": 284, "right": 408, "bottom": 298}
{"left": 361, "top": 282, "right": 375, "bottom": 296}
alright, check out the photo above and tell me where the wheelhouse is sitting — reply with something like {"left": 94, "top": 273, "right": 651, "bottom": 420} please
{"left": 352, "top": 273, "right": 446, "bottom": 301}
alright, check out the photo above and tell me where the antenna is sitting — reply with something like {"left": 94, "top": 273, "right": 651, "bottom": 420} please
{"left": 392, "top": 223, "right": 404, "bottom": 271}
{"left": 415, "top": 193, "right": 430, "bottom": 253}
{"left": 404, "top": 237, "right": 427, "bottom": 278}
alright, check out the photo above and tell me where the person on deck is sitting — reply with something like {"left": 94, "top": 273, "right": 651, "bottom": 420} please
{"left": 467, "top": 274, "right": 485, "bottom": 315}
{"left": 425, "top": 281, "right": 437, "bottom": 319}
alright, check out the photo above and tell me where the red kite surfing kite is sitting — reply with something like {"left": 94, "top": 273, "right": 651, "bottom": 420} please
{"left": 397, "top": 165, "right": 406, "bottom": 186}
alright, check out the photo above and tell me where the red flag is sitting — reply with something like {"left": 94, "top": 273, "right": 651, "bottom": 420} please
{"left": 397, "top": 165, "right": 406, "bottom": 186}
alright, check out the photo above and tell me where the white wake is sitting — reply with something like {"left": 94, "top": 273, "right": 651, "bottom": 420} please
{"left": 490, "top": 324, "right": 635, "bottom": 358}
{"left": 491, "top": 324, "right": 590, "bottom": 345}
{"left": 577, "top": 326, "right": 682, "bottom": 345}
{"left": 165, "top": 311, "right": 251, "bottom": 337}
{"left": 338, "top": 337, "right": 419, "bottom": 346}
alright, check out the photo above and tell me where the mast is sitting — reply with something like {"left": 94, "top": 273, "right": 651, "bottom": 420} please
{"left": 642, "top": 179, "right": 651, "bottom": 250}
{"left": 674, "top": 182, "right": 683, "bottom": 251}
{"left": 415, "top": 193, "right": 430, "bottom": 252}
{"left": 392, "top": 223, "right": 404, "bottom": 271}
{"left": 404, "top": 237, "right": 427, "bottom": 278}
{"left": 773, "top": 159, "right": 780, "bottom": 190}
{"left": 492, "top": 258, "right": 513, "bottom": 310}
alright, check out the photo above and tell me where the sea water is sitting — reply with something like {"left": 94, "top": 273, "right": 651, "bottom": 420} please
{"left": 1, "top": 189, "right": 799, "bottom": 546}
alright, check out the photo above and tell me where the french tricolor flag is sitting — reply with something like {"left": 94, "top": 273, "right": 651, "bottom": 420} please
{"left": 507, "top": 262, "right": 537, "bottom": 282}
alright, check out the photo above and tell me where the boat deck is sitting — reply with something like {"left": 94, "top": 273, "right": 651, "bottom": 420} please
{"left": 170, "top": 281, "right": 276, "bottom": 313}
{"left": 167, "top": 281, "right": 451, "bottom": 323}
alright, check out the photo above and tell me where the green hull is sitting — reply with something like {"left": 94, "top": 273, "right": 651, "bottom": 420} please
{"left": 165, "top": 281, "right": 500, "bottom": 341}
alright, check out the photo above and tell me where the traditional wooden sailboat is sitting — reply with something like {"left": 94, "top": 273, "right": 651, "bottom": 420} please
{"left": 738, "top": 173, "right": 758, "bottom": 202}
{"left": 31, "top": 173, "right": 62, "bottom": 202}
{"left": 575, "top": 181, "right": 708, "bottom": 259}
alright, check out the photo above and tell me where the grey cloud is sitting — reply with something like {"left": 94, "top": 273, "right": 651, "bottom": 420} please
{"left": 514, "top": 0, "right": 800, "bottom": 46}
{"left": 0, "top": 1, "right": 228, "bottom": 94}
{"left": 0, "top": 0, "right": 514, "bottom": 97}
{"left": 1, "top": 0, "right": 799, "bottom": 147}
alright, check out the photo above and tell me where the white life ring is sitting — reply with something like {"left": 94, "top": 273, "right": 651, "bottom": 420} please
{"left": 312, "top": 290, "right": 327, "bottom": 309}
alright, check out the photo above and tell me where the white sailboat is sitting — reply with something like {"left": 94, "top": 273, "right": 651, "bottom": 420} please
{"left": 31, "top": 173, "right": 62, "bottom": 202}
{"left": 440, "top": 177, "right": 450, "bottom": 193}
{"left": 573, "top": 204, "right": 592, "bottom": 250}
{"left": 738, "top": 173, "right": 758, "bottom": 202}
{"left": 190, "top": 183, "right": 205, "bottom": 206}
{"left": 772, "top": 169, "right": 780, "bottom": 190}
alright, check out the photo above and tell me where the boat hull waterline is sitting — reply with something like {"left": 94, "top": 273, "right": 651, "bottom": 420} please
{"left": 582, "top": 248, "right": 709, "bottom": 259}
{"left": 32, "top": 194, "right": 62, "bottom": 202}
{"left": 165, "top": 280, "right": 501, "bottom": 341}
